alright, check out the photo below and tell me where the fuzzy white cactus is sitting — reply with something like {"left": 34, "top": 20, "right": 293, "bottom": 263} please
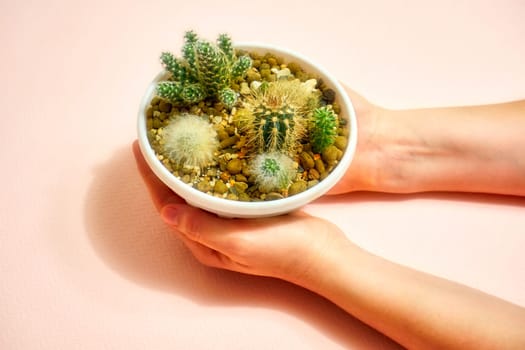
{"left": 161, "top": 114, "right": 219, "bottom": 169}
{"left": 250, "top": 152, "right": 297, "bottom": 193}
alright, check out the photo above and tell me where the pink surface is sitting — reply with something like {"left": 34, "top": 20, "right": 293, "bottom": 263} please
{"left": 1, "top": 1, "right": 524, "bottom": 349}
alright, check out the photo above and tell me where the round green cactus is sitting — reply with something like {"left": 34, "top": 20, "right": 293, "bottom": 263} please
{"left": 250, "top": 152, "right": 297, "bottom": 193}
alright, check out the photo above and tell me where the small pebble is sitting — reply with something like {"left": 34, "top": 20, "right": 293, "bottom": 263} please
{"left": 213, "top": 180, "right": 228, "bottom": 194}
{"left": 308, "top": 168, "right": 320, "bottom": 180}
{"left": 334, "top": 135, "right": 348, "bottom": 151}
{"left": 315, "top": 159, "right": 326, "bottom": 174}
{"left": 226, "top": 159, "right": 243, "bottom": 174}
{"left": 233, "top": 182, "right": 248, "bottom": 193}
{"left": 146, "top": 107, "right": 154, "bottom": 118}
{"left": 299, "top": 151, "right": 315, "bottom": 169}
{"left": 287, "top": 62, "right": 301, "bottom": 74}
{"left": 216, "top": 126, "right": 229, "bottom": 141}
{"left": 238, "top": 193, "right": 252, "bottom": 201}
{"left": 159, "top": 100, "right": 172, "bottom": 113}
{"left": 220, "top": 135, "right": 239, "bottom": 149}
{"left": 322, "top": 89, "right": 336, "bottom": 104}
{"left": 265, "top": 192, "right": 284, "bottom": 201}
{"left": 196, "top": 180, "right": 211, "bottom": 193}
{"left": 288, "top": 181, "right": 307, "bottom": 196}
{"left": 240, "top": 82, "right": 251, "bottom": 95}
{"left": 235, "top": 174, "right": 248, "bottom": 182}
{"left": 226, "top": 193, "right": 238, "bottom": 201}
{"left": 322, "top": 145, "right": 340, "bottom": 164}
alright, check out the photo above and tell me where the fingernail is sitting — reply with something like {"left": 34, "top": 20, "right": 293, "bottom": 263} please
{"left": 162, "top": 205, "right": 180, "bottom": 226}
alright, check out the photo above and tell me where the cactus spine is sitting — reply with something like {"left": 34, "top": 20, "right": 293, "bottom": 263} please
{"left": 156, "top": 31, "right": 252, "bottom": 108}
{"left": 240, "top": 80, "right": 319, "bottom": 156}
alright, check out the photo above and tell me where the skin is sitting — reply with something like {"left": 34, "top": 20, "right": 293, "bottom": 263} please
{"left": 132, "top": 87, "right": 525, "bottom": 349}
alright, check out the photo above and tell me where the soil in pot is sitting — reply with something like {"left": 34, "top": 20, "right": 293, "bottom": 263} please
{"left": 145, "top": 36, "right": 350, "bottom": 202}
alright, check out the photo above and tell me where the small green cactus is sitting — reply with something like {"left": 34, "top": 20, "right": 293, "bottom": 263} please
{"left": 161, "top": 114, "right": 219, "bottom": 169}
{"left": 250, "top": 152, "right": 297, "bottom": 193}
{"left": 309, "top": 106, "right": 339, "bottom": 153}
{"left": 156, "top": 31, "right": 252, "bottom": 109}
{"left": 241, "top": 80, "right": 320, "bottom": 156}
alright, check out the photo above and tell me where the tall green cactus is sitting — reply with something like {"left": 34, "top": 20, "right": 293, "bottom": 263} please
{"left": 156, "top": 31, "right": 251, "bottom": 109}
{"left": 309, "top": 105, "right": 339, "bottom": 153}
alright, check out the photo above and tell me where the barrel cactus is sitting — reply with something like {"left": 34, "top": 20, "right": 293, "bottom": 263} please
{"left": 240, "top": 80, "right": 320, "bottom": 156}
{"left": 156, "top": 31, "right": 252, "bottom": 109}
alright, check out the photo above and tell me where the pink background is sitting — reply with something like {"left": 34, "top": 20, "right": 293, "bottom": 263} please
{"left": 2, "top": 1, "right": 524, "bottom": 349}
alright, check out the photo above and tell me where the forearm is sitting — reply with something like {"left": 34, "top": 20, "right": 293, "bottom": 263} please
{"left": 366, "top": 101, "right": 525, "bottom": 195}
{"left": 300, "top": 240, "right": 525, "bottom": 349}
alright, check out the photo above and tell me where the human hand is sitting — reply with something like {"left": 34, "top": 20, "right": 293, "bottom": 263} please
{"left": 327, "top": 85, "right": 385, "bottom": 195}
{"left": 132, "top": 141, "right": 350, "bottom": 284}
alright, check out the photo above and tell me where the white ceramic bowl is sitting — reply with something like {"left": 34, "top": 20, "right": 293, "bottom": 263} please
{"left": 137, "top": 43, "right": 358, "bottom": 218}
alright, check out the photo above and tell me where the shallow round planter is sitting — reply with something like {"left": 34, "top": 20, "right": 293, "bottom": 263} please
{"left": 137, "top": 43, "right": 358, "bottom": 218}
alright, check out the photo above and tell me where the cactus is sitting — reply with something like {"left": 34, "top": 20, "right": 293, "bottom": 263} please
{"left": 250, "top": 152, "right": 297, "bottom": 193}
{"left": 161, "top": 114, "right": 219, "bottom": 169}
{"left": 309, "top": 105, "right": 339, "bottom": 153}
{"left": 240, "top": 80, "right": 320, "bottom": 156}
{"left": 156, "top": 31, "right": 252, "bottom": 109}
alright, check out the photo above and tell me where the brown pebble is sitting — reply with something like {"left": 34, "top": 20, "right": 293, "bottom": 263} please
{"left": 235, "top": 174, "right": 248, "bottom": 182}
{"left": 233, "top": 182, "right": 248, "bottom": 193}
{"left": 213, "top": 180, "right": 228, "bottom": 194}
{"left": 152, "top": 118, "right": 162, "bottom": 129}
{"left": 288, "top": 181, "right": 308, "bottom": 196}
{"left": 308, "top": 168, "right": 320, "bottom": 180}
{"left": 314, "top": 159, "right": 326, "bottom": 174}
{"left": 196, "top": 180, "right": 211, "bottom": 192}
{"left": 265, "top": 192, "right": 284, "bottom": 201}
{"left": 334, "top": 135, "right": 348, "bottom": 151}
{"left": 322, "top": 89, "right": 336, "bottom": 104}
{"left": 238, "top": 193, "right": 251, "bottom": 202}
{"left": 287, "top": 62, "right": 301, "bottom": 74}
{"left": 226, "top": 193, "right": 238, "bottom": 201}
{"left": 146, "top": 107, "right": 154, "bottom": 118}
{"left": 322, "top": 145, "right": 339, "bottom": 164}
{"left": 159, "top": 100, "right": 172, "bottom": 113}
{"left": 216, "top": 126, "right": 230, "bottom": 141}
{"left": 300, "top": 151, "right": 315, "bottom": 169}
{"left": 226, "top": 159, "right": 243, "bottom": 174}
{"left": 220, "top": 135, "right": 239, "bottom": 149}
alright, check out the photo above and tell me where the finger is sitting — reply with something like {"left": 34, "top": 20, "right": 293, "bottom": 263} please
{"left": 160, "top": 204, "right": 236, "bottom": 245}
{"left": 172, "top": 227, "right": 247, "bottom": 273}
{"left": 159, "top": 203, "right": 267, "bottom": 259}
{"left": 173, "top": 230, "right": 225, "bottom": 269}
{"left": 132, "top": 140, "right": 185, "bottom": 211}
